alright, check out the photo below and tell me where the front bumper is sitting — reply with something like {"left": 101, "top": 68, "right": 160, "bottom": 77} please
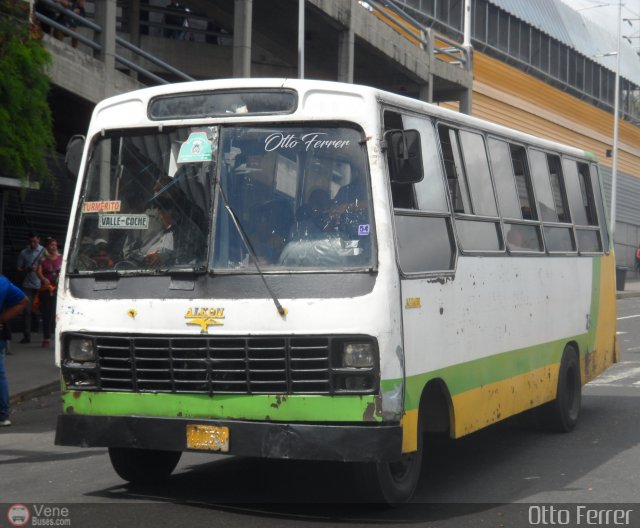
{"left": 55, "top": 414, "right": 402, "bottom": 462}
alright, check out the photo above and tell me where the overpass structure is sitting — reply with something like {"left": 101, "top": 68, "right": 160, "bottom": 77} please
{"left": 3, "top": 0, "right": 640, "bottom": 275}
{"left": 41, "top": 0, "right": 473, "bottom": 145}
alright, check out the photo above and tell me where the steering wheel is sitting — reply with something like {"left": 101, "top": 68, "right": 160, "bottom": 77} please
{"left": 114, "top": 260, "right": 138, "bottom": 271}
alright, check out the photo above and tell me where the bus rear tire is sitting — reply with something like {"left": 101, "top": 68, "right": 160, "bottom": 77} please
{"left": 539, "top": 345, "right": 582, "bottom": 433}
{"left": 354, "top": 429, "right": 423, "bottom": 504}
{"left": 108, "top": 447, "right": 182, "bottom": 484}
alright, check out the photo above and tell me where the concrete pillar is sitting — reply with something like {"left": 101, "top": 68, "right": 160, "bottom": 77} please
{"left": 130, "top": 0, "right": 141, "bottom": 47}
{"left": 94, "top": 0, "right": 117, "bottom": 97}
{"left": 459, "top": 46, "right": 474, "bottom": 115}
{"left": 337, "top": 0, "right": 355, "bottom": 83}
{"left": 418, "top": 77, "right": 433, "bottom": 103}
{"left": 233, "top": 0, "right": 252, "bottom": 78}
{"left": 459, "top": 88, "right": 472, "bottom": 114}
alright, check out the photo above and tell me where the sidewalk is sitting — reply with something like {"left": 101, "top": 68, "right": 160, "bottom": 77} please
{"left": 5, "top": 332, "right": 59, "bottom": 406}
{"left": 3, "top": 279, "right": 640, "bottom": 408}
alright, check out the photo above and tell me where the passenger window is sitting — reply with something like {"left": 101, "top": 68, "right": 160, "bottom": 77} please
{"left": 401, "top": 115, "right": 448, "bottom": 212}
{"left": 489, "top": 139, "right": 543, "bottom": 253}
{"left": 577, "top": 162, "right": 598, "bottom": 226}
{"left": 505, "top": 223, "right": 543, "bottom": 252}
{"left": 562, "top": 159, "right": 602, "bottom": 253}
{"left": 589, "top": 164, "right": 610, "bottom": 252}
{"left": 458, "top": 131, "right": 498, "bottom": 217}
{"left": 510, "top": 145, "right": 537, "bottom": 220}
{"left": 385, "top": 110, "right": 455, "bottom": 274}
{"left": 438, "top": 125, "right": 502, "bottom": 253}
{"left": 439, "top": 126, "right": 471, "bottom": 213}
{"left": 530, "top": 149, "right": 575, "bottom": 253}
{"left": 530, "top": 149, "right": 558, "bottom": 222}
{"left": 395, "top": 216, "right": 455, "bottom": 273}
{"left": 489, "top": 139, "right": 521, "bottom": 219}
{"left": 547, "top": 155, "right": 570, "bottom": 223}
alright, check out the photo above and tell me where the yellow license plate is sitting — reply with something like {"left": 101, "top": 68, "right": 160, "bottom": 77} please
{"left": 186, "top": 424, "right": 230, "bottom": 452}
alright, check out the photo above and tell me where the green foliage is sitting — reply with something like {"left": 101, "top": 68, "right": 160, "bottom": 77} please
{"left": 0, "top": 7, "right": 55, "bottom": 184}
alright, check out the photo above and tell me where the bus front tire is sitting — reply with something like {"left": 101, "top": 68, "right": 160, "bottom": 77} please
{"left": 539, "top": 346, "right": 582, "bottom": 433}
{"left": 108, "top": 447, "right": 182, "bottom": 484}
{"left": 355, "top": 430, "right": 423, "bottom": 504}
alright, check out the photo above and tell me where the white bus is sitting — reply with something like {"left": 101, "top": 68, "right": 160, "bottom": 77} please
{"left": 55, "top": 79, "right": 617, "bottom": 503}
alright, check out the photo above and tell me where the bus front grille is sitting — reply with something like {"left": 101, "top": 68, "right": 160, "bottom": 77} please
{"left": 61, "top": 334, "right": 378, "bottom": 395}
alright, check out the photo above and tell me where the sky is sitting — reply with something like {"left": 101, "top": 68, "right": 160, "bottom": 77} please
{"left": 560, "top": 0, "right": 640, "bottom": 45}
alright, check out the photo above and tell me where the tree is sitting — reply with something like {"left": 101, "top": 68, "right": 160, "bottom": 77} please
{"left": 0, "top": 0, "right": 55, "bottom": 185}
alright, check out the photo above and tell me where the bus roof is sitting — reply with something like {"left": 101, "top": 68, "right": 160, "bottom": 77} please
{"left": 90, "top": 78, "right": 594, "bottom": 162}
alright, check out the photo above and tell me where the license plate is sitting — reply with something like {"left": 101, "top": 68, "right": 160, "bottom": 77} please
{"left": 186, "top": 424, "right": 230, "bottom": 452}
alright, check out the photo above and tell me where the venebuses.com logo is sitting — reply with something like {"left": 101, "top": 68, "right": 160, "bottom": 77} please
{"left": 6, "top": 504, "right": 71, "bottom": 526}
{"left": 7, "top": 504, "right": 30, "bottom": 527}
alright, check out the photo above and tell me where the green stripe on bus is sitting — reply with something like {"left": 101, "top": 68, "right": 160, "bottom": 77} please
{"left": 62, "top": 391, "right": 380, "bottom": 422}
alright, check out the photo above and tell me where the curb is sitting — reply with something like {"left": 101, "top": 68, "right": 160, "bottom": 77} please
{"left": 9, "top": 381, "right": 59, "bottom": 406}
{"left": 617, "top": 291, "right": 640, "bottom": 300}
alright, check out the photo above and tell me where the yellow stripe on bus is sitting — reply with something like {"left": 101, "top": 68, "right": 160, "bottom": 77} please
{"left": 585, "top": 253, "right": 618, "bottom": 383}
{"left": 450, "top": 364, "right": 560, "bottom": 438}
{"left": 401, "top": 364, "right": 559, "bottom": 451}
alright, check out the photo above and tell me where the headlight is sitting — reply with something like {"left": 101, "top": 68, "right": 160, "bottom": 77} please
{"left": 342, "top": 342, "right": 374, "bottom": 368}
{"left": 68, "top": 338, "right": 95, "bottom": 362}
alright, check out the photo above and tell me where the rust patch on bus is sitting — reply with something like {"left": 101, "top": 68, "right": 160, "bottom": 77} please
{"left": 270, "top": 394, "right": 287, "bottom": 409}
{"left": 362, "top": 396, "right": 383, "bottom": 422}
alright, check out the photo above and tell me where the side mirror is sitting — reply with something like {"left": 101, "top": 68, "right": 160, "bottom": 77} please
{"left": 385, "top": 129, "right": 424, "bottom": 184}
{"left": 65, "top": 134, "right": 85, "bottom": 180}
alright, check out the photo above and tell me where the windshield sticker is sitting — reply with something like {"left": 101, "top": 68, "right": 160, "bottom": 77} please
{"left": 99, "top": 214, "right": 149, "bottom": 229}
{"left": 358, "top": 224, "right": 370, "bottom": 236}
{"left": 82, "top": 200, "right": 121, "bottom": 213}
{"left": 178, "top": 132, "right": 213, "bottom": 163}
{"left": 264, "top": 132, "right": 351, "bottom": 152}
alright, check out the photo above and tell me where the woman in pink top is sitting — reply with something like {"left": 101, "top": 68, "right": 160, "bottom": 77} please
{"left": 37, "top": 238, "right": 62, "bottom": 348}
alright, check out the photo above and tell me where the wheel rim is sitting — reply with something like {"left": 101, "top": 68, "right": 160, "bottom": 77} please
{"left": 388, "top": 451, "right": 417, "bottom": 483}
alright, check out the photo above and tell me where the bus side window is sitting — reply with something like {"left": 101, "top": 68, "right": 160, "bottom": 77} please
{"left": 438, "top": 126, "right": 470, "bottom": 214}
{"left": 510, "top": 145, "right": 537, "bottom": 221}
{"left": 562, "top": 158, "right": 602, "bottom": 253}
{"left": 385, "top": 110, "right": 455, "bottom": 273}
{"left": 489, "top": 138, "right": 543, "bottom": 253}
{"left": 590, "top": 163, "right": 610, "bottom": 252}
{"left": 562, "top": 159, "right": 603, "bottom": 253}
{"left": 439, "top": 125, "right": 502, "bottom": 253}
{"left": 530, "top": 149, "right": 576, "bottom": 253}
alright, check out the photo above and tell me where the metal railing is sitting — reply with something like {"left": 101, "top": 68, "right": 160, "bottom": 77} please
{"left": 358, "top": 0, "right": 470, "bottom": 71}
{"left": 33, "top": 0, "right": 194, "bottom": 85}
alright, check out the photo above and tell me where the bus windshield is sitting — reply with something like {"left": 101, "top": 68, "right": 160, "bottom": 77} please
{"left": 67, "top": 124, "right": 374, "bottom": 274}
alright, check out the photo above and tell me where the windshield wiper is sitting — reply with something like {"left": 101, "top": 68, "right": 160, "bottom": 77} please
{"left": 215, "top": 180, "right": 287, "bottom": 317}
{"left": 167, "top": 265, "right": 207, "bottom": 275}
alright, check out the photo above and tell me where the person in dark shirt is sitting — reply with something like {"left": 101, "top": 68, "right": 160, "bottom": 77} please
{"left": 0, "top": 275, "right": 29, "bottom": 426}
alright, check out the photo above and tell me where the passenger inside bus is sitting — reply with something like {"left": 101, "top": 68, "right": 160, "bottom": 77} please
{"left": 289, "top": 189, "right": 332, "bottom": 240}
{"left": 248, "top": 199, "right": 293, "bottom": 264}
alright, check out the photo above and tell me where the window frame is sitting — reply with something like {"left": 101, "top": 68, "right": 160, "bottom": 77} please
{"left": 564, "top": 157, "right": 604, "bottom": 255}
{"left": 437, "top": 123, "right": 504, "bottom": 256}
{"left": 528, "top": 147, "right": 577, "bottom": 255}
{"left": 487, "top": 137, "right": 545, "bottom": 255}
{"left": 383, "top": 108, "right": 458, "bottom": 278}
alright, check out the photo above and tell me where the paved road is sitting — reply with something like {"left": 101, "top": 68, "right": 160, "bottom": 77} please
{"left": 1, "top": 298, "right": 639, "bottom": 527}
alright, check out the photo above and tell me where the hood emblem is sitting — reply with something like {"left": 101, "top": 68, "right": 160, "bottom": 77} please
{"left": 185, "top": 307, "right": 225, "bottom": 333}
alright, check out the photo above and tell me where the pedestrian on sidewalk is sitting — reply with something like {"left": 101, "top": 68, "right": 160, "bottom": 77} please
{"left": 0, "top": 275, "right": 29, "bottom": 427}
{"left": 37, "top": 238, "right": 62, "bottom": 349}
{"left": 16, "top": 232, "right": 45, "bottom": 344}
